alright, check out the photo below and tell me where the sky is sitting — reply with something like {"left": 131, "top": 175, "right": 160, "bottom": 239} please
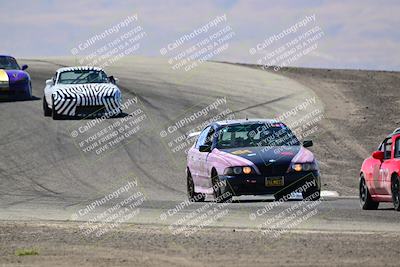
{"left": 1, "top": 0, "right": 399, "bottom": 71}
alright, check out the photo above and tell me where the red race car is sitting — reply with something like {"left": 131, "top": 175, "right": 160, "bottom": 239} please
{"left": 360, "top": 128, "right": 400, "bottom": 211}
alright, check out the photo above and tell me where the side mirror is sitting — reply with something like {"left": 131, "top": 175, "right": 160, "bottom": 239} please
{"left": 46, "top": 79, "right": 53, "bottom": 86}
{"left": 372, "top": 151, "right": 384, "bottom": 161}
{"left": 303, "top": 140, "right": 313, "bottom": 148}
{"left": 21, "top": 64, "right": 28, "bottom": 71}
{"left": 109, "top": 76, "right": 118, "bottom": 84}
{"left": 199, "top": 145, "right": 211, "bottom": 152}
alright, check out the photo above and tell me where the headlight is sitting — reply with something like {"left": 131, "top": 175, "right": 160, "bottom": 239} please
{"left": 233, "top": 167, "right": 242, "bottom": 174}
{"left": 224, "top": 166, "right": 254, "bottom": 175}
{"left": 243, "top": 166, "right": 252, "bottom": 174}
{"left": 289, "top": 162, "right": 317, "bottom": 172}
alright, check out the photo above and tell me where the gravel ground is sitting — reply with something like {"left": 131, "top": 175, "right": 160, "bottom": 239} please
{"left": 1, "top": 221, "right": 399, "bottom": 267}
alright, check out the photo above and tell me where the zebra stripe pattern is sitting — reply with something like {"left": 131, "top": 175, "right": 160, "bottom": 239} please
{"left": 53, "top": 84, "right": 121, "bottom": 116}
{"left": 58, "top": 66, "right": 103, "bottom": 72}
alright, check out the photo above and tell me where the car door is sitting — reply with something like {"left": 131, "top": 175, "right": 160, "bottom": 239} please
{"left": 197, "top": 127, "right": 216, "bottom": 188}
{"left": 381, "top": 136, "right": 400, "bottom": 195}
{"left": 365, "top": 138, "right": 386, "bottom": 195}
{"left": 375, "top": 138, "right": 393, "bottom": 195}
{"left": 191, "top": 126, "right": 211, "bottom": 187}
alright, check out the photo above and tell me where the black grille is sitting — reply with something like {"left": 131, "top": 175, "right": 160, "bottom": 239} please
{"left": 75, "top": 105, "right": 106, "bottom": 116}
{"left": 256, "top": 162, "right": 290, "bottom": 176}
{"left": 10, "top": 80, "right": 28, "bottom": 88}
{"left": 0, "top": 88, "right": 14, "bottom": 96}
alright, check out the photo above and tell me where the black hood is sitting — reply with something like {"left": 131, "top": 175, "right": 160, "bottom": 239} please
{"left": 220, "top": 146, "right": 301, "bottom": 176}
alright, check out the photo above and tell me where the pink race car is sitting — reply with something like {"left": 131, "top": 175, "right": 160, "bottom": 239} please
{"left": 186, "top": 119, "right": 321, "bottom": 202}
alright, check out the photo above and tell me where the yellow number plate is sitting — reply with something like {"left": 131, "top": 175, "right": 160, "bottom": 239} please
{"left": 265, "top": 177, "right": 284, "bottom": 187}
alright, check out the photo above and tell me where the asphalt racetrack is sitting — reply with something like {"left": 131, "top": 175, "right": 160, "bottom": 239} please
{"left": 0, "top": 57, "right": 399, "bottom": 266}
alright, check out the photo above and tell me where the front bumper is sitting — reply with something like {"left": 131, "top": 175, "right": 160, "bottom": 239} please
{"left": 0, "top": 82, "right": 30, "bottom": 100}
{"left": 53, "top": 97, "right": 122, "bottom": 117}
{"left": 219, "top": 171, "right": 320, "bottom": 196}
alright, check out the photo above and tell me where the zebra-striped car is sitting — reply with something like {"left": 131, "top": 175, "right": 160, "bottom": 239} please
{"left": 43, "top": 66, "right": 122, "bottom": 119}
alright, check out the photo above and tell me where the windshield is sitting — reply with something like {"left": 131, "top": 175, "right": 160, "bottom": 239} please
{"left": 0, "top": 56, "right": 20, "bottom": 70}
{"left": 58, "top": 70, "right": 109, "bottom": 84}
{"left": 216, "top": 123, "right": 300, "bottom": 149}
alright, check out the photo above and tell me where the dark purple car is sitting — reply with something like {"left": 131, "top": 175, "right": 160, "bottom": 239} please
{"left": 0, "top": 55, "right": 32, "bottom": 100}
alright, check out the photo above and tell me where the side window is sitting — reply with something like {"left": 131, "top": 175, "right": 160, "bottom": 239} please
{"left": 384, "top": 138, "right": 392, "bottom": 159}
{"left": 195, "top": 126, "right": 210, "bottom": 149}
{"left": 217, "top": 127, "right": 231, "bottom": 148}
{"left": 378, "top": 138, "right": 388, "bottom": 152}
{"left": 395, "top": 138, "right": 400, "bottom": 158}
{"left": 378, "top": 143, "right": 383, "bottom": 151}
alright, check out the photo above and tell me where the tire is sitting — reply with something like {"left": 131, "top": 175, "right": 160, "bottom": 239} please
{"left": 211, "top": 170, "right": 232, "bottom": 203}
{"left": 274, "top": 191, "right": 288, "bottom": 201}
{"left": 27, "top": 82, "right": 32, "bottom": 99}
{"left": 43, "top": 96, "right": 52, "bottom": 117}
{"left": 359, "top": 175, "right": 379, "bottom": 210}
{"left": 302, "top": 186, "right": 321, "bottom": 201}
{"left": 51, "top": 95, "right": 60, "bottom": 120}
{"left": 391, "top": 175, "right": 400, "bottom": 211}
{"left": 187, "top": 171, "right": 205, "bottom": 202}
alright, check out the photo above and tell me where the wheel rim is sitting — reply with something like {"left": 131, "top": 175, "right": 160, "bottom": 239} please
{"left": 392, "top": 179, "right": 400, "bottom": 207}
{"left": 360, "top": 179, "right": 367, "bottom": 204}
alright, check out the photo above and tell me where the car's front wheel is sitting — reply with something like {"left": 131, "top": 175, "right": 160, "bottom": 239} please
{"left": 274, "top": 191, "right": 288, "bottom": 201}
{"left": 359, "top": 175, "right": 379, "bottom": 210}
{"left": 51, "top": 95, "right": 61, "bottom": 120}
{"left": 187, "top": 171, "right": 205, "bottom": 202}
{"left": 27, "top": 81, "right": 32, "bottom": 100}
{"left": 43, "top": 96, "right": 52, "bottom": 117}
{"left": 302, "top": 186, "right": 321, "bottom": 201}
{"left": 211, "top": 170, "right": 232, "bottom": 203}
{"left": 391, "top": 175, "right": 400, "bottom": 211}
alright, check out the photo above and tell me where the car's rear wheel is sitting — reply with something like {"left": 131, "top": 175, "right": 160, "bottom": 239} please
{"left": 391, "top": 175, "right": 400, "bottom": 211}
{"left": 43, "top": 96, "right": 52, "bottom": 117}
{"left": 187, "top": 171, "right": 205, "bottom": 202}
{"left": 51, "top": 95, "right": 61, "bottom": 120}
{"left": 359, "top": 175, "right": 379, "bottom": 210}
